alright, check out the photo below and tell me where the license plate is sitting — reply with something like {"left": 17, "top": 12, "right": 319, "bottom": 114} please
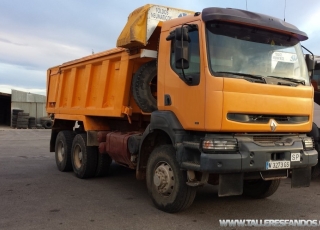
{"left": 266, "top": 161, "right": 290, "bottom": 170}
{"left": 291, "top": 152, "right": 300, "bottom": 162}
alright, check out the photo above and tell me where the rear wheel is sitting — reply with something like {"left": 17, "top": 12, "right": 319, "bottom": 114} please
{"left": 243, "top": 179, "right": 280, "bottom": 198}
{"left": 146, "top": 145, "right": 197, "bottom": 213}
{"left": 55, "top": 130, "right": 75, "bottom": 172}
{"left": 71, "top": 133, "right": 98, "bottom": 179}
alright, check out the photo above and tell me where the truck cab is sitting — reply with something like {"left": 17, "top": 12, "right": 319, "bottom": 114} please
{"left": 138, "top": 7, "right": 317, "bottom": 211}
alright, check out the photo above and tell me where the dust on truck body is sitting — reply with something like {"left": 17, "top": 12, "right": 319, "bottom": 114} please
{"left": 47, "top": 5, "right": 318, "bottom": 212}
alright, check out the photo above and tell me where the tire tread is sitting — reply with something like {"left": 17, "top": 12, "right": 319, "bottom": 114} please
{"left": 55, "top": 130, "right": 75, "bottom": 172}
{"left": 243, "top": 179, "right": 280, "bottom": 199}
{"left": 146, "top": 145, "right": 196, "bottom": 213}
{"left": 71, "top": 133, "right": 98, "bottom": 179}
{"left": 132, "top": 60, "right": 157, "bottom": 113}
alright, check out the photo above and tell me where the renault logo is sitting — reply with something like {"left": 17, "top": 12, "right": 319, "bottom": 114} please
{"left": 270, "top": 119, "right": 277, "bottom": 132}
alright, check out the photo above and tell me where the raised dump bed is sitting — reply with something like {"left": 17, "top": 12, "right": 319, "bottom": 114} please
{"left": 47, "top": 48, "right": 139, "bottom": 118}
{"left": 46, "top": 4, "right": 193, "bottom": 130}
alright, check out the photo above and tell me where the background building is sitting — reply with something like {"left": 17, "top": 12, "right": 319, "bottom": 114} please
{"left": 0, "top": 89, "right": 47, "bottom": 127}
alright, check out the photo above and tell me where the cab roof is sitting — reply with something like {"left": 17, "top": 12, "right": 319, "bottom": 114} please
{"left": 202, "top": 7, "right": 308, "bottom": 41}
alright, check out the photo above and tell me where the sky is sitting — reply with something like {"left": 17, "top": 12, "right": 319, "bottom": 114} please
{"left": 0, "top": 0, "right": 319, "bottom": 95}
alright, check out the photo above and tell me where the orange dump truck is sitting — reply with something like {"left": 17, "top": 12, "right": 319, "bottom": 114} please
{"left": 46, "top": 5, "right": 317, "bottom": 212}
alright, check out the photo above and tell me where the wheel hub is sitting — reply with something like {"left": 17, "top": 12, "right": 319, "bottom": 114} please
{"left": 57, "top": 142, "right": 65, "bottom": 162}
{"left": 74, "top": 145, "right": 83, "bottom": 169}
{"left": 153, "top": 162, "right": 174, "bottom": 195}
{"left": 78, "top": 151, "right": 83, "bottom": 161}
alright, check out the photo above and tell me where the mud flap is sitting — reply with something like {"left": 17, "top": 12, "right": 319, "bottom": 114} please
{"left": 291, "top": 167, "right": 311, "bottom": 188}
{"left": 218, "top": 173, "right": 243, "bottom": 197}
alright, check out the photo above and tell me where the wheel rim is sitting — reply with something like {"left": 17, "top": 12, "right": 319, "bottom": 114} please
{"left": 57, "top": 141, "right": 65, "bottom": 163}
{"left": 153, "top": 161, "right": 175, "bottom": 196}
{"left": 73, "top": 145, "right": 83, "bottom": 169}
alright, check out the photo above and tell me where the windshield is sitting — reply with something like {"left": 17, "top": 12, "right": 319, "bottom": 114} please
{"left": 206, "top": 21, "right": 309, "bottom": 85}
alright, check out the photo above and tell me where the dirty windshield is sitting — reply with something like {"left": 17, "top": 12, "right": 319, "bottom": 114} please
{"left": 206, "top": 21, "right": 309, "bottom": 85}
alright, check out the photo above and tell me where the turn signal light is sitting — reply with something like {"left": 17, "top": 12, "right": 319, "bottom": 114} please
{"left": 302, "top": 137, "right": 314, "bottom": 150}
{"left": 202, "top": 138, "right": 238, "bottom": 152}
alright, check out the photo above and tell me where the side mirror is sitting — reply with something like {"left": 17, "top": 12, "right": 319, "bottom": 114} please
{"left": 306, "top": 54, "right": 315, "bottom": 71}
{"left": 174, "top": 26, "right": 189, "bottom": 69}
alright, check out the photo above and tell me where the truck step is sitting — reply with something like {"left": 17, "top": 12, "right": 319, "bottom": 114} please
{"left": 182, "top": 141, "right": 200, "bottom": 150}
{"left": 181, "top": 161, "right": 201, "bottom": 171}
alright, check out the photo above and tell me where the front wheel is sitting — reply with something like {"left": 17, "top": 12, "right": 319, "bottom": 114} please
{"left": 311, "top": 164, "right": 320, "bottom": 179}
{"left": 243, "top": 179, "right": 280, "bottom": 198}
{"left": 146, "top": 145, "right": 197, "bottom": 213}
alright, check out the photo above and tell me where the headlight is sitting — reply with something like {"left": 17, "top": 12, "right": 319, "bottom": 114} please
{"left": 201, "top": 138, "right": 238, "bottom": 152}
{"left": 302, "top": 137, "right": 314, "bottom": 150}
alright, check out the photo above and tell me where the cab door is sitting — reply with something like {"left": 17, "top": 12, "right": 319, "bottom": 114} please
{"left": 162, "top": 22, "right": 205, "bottom": 130}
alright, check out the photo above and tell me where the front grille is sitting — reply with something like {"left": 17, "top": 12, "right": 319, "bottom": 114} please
{"left": 253, "top": 135, "right": 283, "bottom": 143}
{"left": 227, "top": 113, "right": 309, "bottom": 124}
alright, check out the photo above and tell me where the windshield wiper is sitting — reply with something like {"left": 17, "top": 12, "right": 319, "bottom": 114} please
{"left": 215, "top": 71, "right": 266, "bottom": 83}
{"left": 267, "top": 76, "right": 305, "bottom": 85}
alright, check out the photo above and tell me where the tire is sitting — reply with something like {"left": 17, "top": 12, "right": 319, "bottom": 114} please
{"left": 36, "top": 124, "right": 45, "bottom": 129}
{"left": 17, "top": 120, "right": 28, "bottom": 124}
{"left": 18, "top": 117, "right": 29, "bottom": 120}
{"left": 71, "top": 133, "right": 98, "bottom": 179}
{"left": 131, "top": 60, "right": 157, "bottom": 113}
{"left": 18, "top": 112, "right": 29, "bottom": 116}
{"left": 18, "top": 118, "right": 29, "bottom": 123}
{"left": 146, "top": 145, "right": 197, "bottom": 213}
{"left": 55, "top": 130, "right": 75, "bottom": 172}
{"left": 243, "top": 179, "right": 280, "bottom": 198}
{"left": 95, "top": 152, "right": 112, "bottom": 177}
{"left": 311, "top": 164, "right": 320, "bottom": 179}
{"left": 17, "top": 123, "right": 28, "bottom": 127}
{"left": 28, "top": 122, "right": 36, "bottom": 128}
{"left": 12, "top": 109, "right": 23, "bottom": 115}
{"left": 307, "top": 123, "right": 320, "bottom": 179}
{"left": 17, "top": 120, "right": 28, "bottom": 128}
{"left": 42, "top": 120, "right": 53, "bottom": 129}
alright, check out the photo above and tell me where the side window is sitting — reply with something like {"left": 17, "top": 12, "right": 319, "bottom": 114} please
{"left": 170, "top": 28, "right": 200, "bottom": 82}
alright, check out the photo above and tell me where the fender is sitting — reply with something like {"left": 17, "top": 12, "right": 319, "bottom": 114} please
{"left": 308, "top": 122, "right": 319, "bottom": 151}
{"left": 149, "top": 111, "right": 185, "bottom": 144}
{"left": 137, "top": 111, "right": 186, "bottom": 170}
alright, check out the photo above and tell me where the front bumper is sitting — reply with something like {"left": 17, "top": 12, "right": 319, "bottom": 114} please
{"left": 200, "top": 141, "right": 318, "bottom": 173}
{"left": 179, "top": 136, "right": 318, "bottom": 194}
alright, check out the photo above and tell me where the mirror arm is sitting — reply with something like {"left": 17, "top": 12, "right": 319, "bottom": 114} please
{"left": 302, "top": 45, "right": 315, "bottom": 78}
{"left": 302, "top": 45, "right": 314, "bottom": 57}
